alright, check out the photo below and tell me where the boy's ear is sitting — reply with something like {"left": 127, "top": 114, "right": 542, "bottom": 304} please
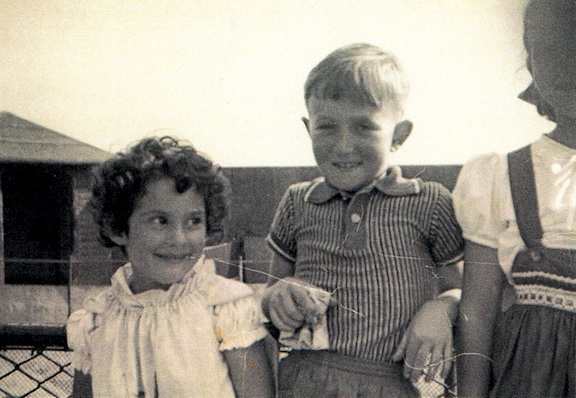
{"left": 302, "top": 117, "right": 310, "bottom": 134}
{"left": 391, "top": 120, "right": 413, "bottom": 152}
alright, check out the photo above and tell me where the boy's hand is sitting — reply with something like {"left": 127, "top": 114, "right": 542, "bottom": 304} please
{"left": 392, "top": 296, "right": 458, "bottom": 383}
{"left": 262, "top": 277, "right": 331, "bottom": 331}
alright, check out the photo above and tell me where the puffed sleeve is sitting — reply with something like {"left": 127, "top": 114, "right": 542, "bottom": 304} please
{"left": 452, "top": 153, "right": 509, "bottom": 248}
{"left": 66, "top": 292, "right": 109, "bottom": 374}
{"left": 67, "top": 309, "right": 96, "bottom": 374}
{"left": 206, "top": 277, "right": 268, "bottom": 351}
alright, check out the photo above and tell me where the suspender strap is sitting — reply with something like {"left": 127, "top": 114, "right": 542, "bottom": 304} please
{"left": 507, "top": 145, "right": 544, "bottom": 249}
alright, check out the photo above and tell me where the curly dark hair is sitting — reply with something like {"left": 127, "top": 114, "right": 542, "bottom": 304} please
{"left": 90, "top": 136, "right": 230, "bottom": 249}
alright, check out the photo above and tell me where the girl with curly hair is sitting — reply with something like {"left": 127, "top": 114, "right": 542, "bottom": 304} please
{"left": 67, "top": 136, "right": 274, "bottom": 397}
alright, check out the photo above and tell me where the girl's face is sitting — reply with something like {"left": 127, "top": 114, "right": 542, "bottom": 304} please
{"left": 112, "top": 177, "right": 206, "bottom": 294}
{"left": 525, "top": 0, "right": 576, "bottom": 118}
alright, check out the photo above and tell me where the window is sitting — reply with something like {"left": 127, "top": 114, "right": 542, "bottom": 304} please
{"left": 2, "top": 164, "right": 74, "bottom": 285}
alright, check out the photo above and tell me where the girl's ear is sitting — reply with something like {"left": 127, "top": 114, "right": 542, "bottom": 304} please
{"left": 302, "top": 117, "right": 310, "bottom": 134}
{"left": 106, "top": 228, "right": 127, "bottom": 246}
{"left": 391, "top": 120, "right": 413, "bottom": 151}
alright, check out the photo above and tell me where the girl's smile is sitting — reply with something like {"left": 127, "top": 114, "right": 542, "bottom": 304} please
{"left": 110, "top": 177, "right": 207, "bottom": 294}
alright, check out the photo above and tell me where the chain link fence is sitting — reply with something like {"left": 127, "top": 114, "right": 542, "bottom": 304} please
{"left": 0, "top": 349, "right": 72, "bottom": 398}
{"left": 0, "top": 325, "right": 72, "bottom": 398}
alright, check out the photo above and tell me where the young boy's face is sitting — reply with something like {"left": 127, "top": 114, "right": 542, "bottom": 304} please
{"left": 305, "top": 97, "right": 402, "bottom": 192}
{"left": 112, "top": 177, "right": 206, "bottom": 293}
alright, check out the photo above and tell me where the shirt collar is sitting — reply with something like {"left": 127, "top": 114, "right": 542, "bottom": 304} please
{"left": 305, "top": 166, "right": 421, "bottom": 204}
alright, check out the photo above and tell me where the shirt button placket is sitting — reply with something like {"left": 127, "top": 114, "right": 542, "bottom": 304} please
{"left": 343, "top": 194, "right": 366, "bottom": 249}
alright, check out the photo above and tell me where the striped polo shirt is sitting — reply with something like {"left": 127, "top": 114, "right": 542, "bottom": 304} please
{"left": 267, "top": 166, "right": 464, "bottom": 362}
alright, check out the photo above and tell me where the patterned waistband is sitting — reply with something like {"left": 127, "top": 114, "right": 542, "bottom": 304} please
{"left": 515, "top": 284, "right": 576, "bottom": 313}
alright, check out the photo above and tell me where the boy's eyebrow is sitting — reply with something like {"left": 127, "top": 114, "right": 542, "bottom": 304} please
{"left": 311, "top": 116, "right": 339, "bottom": 124}
{"left": 355, "top": 116, "right": 380, "bottom": 124}
{"left": 137, "top": 208, "right": 206, "bottom": 216}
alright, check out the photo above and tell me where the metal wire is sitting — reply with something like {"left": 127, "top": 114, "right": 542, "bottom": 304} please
{"left": 0, "top": 348, "right": 73, "bottom": 398}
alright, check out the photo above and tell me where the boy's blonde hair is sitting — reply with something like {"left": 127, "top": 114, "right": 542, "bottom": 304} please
{"left": 304, "top": 43, "right": 410, "bottom": 115}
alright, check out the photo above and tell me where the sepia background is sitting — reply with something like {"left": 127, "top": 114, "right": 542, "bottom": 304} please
{"left": 1, "top": 0, "right": 556, "bottom": 167}
{"left": 0, "top": 2, "right": 557, "bottom": 396}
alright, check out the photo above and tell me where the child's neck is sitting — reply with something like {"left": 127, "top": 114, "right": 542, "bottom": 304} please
{"left": 548, "top": 115, "right": 576, "bottom": 150}
{"left": 336, "top": 177, "right": 383, "bottom": 198}
{"left": 130, "top": 278, "right": 172, "bottom": 294}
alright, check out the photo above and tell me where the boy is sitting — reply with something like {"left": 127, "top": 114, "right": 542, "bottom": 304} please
{"left": 262, "top": 43, "right": 464, "bottom": 397}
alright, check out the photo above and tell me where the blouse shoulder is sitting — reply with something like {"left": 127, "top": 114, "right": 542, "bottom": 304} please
{"left": 207, "top": 276, "right": 255, "bottom": 306}
{"left": 195, "top": 262, "right": 255, "bottom": 306}
{"left": 452, "top": 152, "right": 510, "bottom": 247}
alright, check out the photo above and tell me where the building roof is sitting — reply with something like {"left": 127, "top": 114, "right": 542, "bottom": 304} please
{"left": 0, "top": 112, "right": 111, "bottom": 165}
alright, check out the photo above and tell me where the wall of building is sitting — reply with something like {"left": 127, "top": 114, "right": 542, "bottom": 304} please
{"left": 0, "top": 167, "right": 116, "bottom": 324}
{"left": 1, "top": 164, "right": 462, "bottom": 324}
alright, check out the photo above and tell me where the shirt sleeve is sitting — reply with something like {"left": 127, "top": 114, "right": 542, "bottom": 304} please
{"left": 452, "top": 153, "right": 508, "bottom": 248}
{"left": 266, "top": 186, "right": 298, "bottom": 262}
{"left": 428, "top": 183, "right": 465, "bottom": 265}
{"left": 205, "top": 276, "right": 268, "bottom": 351}
{"left": 66, "top": 291, "right": 110, "bottom": 374}
{"left": 66, "top": 309, "right": 95, "bottom": 374}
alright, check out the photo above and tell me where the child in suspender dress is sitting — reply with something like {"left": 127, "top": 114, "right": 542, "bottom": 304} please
{"left": 492, "top": 146, "right": 576, "bottom": 397}
{"left": 453, "top": 0, "right": 576, "bottom": 396}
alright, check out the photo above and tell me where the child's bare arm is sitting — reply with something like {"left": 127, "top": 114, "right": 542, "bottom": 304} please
{"left": 72, "top": 370, "right": 93, "bottom": 398}
{"left": 456, "top": 240, "right": 505, "bottom": 397}
{"left": 224, "top": 339, "right": 275, "bottom": 398}
{"left": 392, "top": 291, "right": 459, "bottom": 382}
{"left": 437, "top": 259, "right": 463, "bottom": 294}
{"left": 266, "top": 252, "right": 295, "bottom": 287}
{"left": 392, "top": 261, "right": 463, "bottom": 382}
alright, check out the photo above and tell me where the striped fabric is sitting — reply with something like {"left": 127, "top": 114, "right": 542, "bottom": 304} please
{"left": 267, "top": 167, "right": 464, "bottom": 362}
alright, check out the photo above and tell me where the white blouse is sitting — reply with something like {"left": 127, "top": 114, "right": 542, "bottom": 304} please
{"left": 67, "top": 256, "right": 268, "bottom": 398}
{"left": 453, "top": 135, "right": 576, "bottom": 281}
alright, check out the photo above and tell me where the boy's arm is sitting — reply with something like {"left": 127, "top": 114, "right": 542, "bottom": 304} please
{"left": 224, "top": 339, "right": 275, "bottom": 398}
{"left": 392, "top": 185, "right": 466, "bottom": 382}
{"left": 265, "top": 252, "right": 295, "bottom": 287}
{"left": 437, "top": 259, "right": 463, "bottom": 295}
{"left": 456, "top": 240, "right": 504, "bottom": 397}
{"left": 392, "top": 260, "right": 463, "bottom": 382}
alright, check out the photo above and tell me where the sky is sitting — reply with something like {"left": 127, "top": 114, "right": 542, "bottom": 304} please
{"left": 1, "top": 0, "right": 555, "bottom": 167}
